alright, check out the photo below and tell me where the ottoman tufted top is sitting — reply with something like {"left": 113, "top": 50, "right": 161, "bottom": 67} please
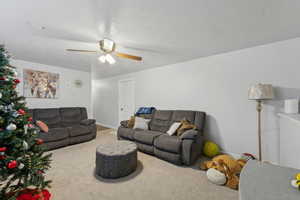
{"left": 96, "top": 141, "right": 137, "bottom": 156}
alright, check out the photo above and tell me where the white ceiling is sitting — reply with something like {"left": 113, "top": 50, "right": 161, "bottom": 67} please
{"left": 1, "top": 0, "right": 300, "bottom": 78}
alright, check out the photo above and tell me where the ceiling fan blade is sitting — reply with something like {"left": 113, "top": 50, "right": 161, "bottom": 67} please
{"left": 66, "top": 49, "right": 97, "bottom": 53}
{"left": 115, "top": 52, "right": 142, "bottom": 61}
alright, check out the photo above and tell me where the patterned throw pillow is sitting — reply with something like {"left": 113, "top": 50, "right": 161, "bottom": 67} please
{"left": 127, "top": 116, "right": 135, "bottom": 128}
{"left": 36, "top": 120, "right": 49, "bottom": 133}
{"left": 176, "top": 119, "right": 197, "bottom": 136}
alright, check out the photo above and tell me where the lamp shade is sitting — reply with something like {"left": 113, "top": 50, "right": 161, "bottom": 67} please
{"left": 248, "top": 83, "right": 274, "bottom": 100}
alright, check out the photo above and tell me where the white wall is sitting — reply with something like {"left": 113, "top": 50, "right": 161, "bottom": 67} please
{"left": 12, "top": 59, "right": 92, "bottom": 117}
{"left": 92, "top": 38, "right": 300, "bottom": 163}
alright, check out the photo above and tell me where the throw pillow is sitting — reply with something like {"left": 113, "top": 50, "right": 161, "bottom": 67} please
{"left": 127, "top": 116, "right": 135, "bottom": 128}
{"left": 167, "top": 122, "right": 182, "bottom": 136}
{"left": 36, "top": 120, "right": 49, "bottom": 133}
{"left": 177, "top": 119, "right": 196, "bottom": 136}
{"left": 133, "top": 117, "right": 150, "bottom": 130}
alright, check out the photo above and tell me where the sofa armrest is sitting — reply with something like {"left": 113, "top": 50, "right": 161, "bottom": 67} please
{"left": 180, "top": 129, "right": 199, "bottom": 140}
{"left": 80, "top": 119, "right": 96, "bottom": 126}
{"left": 120, "top": 120, "right": 129, "bottom": 128}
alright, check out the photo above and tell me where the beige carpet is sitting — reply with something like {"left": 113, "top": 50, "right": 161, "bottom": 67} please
{"left": 47, "top": 130, "right": 238, "bottom": 200}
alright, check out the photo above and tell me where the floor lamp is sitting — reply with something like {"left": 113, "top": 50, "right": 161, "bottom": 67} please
{"left": 248, "top": 83, "right": 274, "bottom": 161}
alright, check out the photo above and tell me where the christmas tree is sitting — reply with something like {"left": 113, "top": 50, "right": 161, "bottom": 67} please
{"left": 0, "top": 45, "right": 52, "bottom": 200}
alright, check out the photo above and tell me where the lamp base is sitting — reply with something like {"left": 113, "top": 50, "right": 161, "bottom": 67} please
{"left": 256, "top": 100, "right": 262, "bottom": 161}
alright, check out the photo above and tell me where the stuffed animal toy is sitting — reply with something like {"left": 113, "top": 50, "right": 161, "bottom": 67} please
{"left": 291, "top": 173, "right": 300, "bottom": 190}
{"left": 200, "top": 154, "right": 246, "bottom": 190}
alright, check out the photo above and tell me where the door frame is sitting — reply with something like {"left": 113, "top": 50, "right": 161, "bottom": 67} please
{"left": 118, "top": 78, "right": 135, "bottom": 124}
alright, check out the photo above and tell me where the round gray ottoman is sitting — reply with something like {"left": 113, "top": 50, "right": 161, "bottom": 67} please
{"left": 96, "top": 141, "right": 137, "bottom": 179}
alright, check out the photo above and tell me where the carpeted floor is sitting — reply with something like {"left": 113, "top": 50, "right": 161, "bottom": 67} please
{"left": 47, "top": 129, "right": 238, "bottom": 200}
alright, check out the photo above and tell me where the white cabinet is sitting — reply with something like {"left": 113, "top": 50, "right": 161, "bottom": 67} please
{"left": 278, "top": 113, "right": 300, "bottom": 169}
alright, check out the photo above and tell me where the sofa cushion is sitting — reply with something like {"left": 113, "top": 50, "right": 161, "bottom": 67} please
{"left": 80, "top": 107, "right": 88, "bottom": 120}
{"left": 136, "top": 143, "right": 154, "bottom": 154}
{"left": 38, "top": 127, "right": 68, "bottom": 142}
{"left": 80, "top": 119, "right": 96, "bottom": 126}
{"left": 154, "top": 148, "right": 182, "bottom": 165}
{"left": 118, "top": 127, "right": 135, "bottom": 140}
{"left": 195, "top": 111, "right": 206, "bottom": 131}
{"left": 171, "top": 110, "right": 196, "bottom": 124}
{"left": 34, "top": 108, "right": 62, "bottom": 128}
{"left": 149, "top": 110, "right": 173, "bottom": 132}
{"left": 154, "top": 134, "right": 182, "bottom": 154}
{"left": 60, "top": 107, "right": 82, "bottom": 127}
{"left": 134, "top": 130, "right": 163, "bottom": 145}
{"left": 67, "top": 125, "right": 91, "bottom": 137}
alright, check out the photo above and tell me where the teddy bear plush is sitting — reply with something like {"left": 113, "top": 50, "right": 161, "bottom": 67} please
{"left": 200, "top": 154, "right": 246, "bottom": 190}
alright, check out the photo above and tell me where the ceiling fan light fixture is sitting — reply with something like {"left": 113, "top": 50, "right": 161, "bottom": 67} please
{"left": 100, "top": 38, "right": 115, "bottom": 53}
{"left": 106, "top": 54, "right": 116, "bottom": 64}
{"left": 98, "top": 55, "right": 106, "bottom": 63}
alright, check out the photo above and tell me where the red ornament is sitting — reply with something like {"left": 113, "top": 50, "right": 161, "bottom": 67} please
{"left": 13, "top": 79, "right": 20, "bottom": 84}
{"left": 37, "top": 170, "right": 44, "bottom": 175}
{"left": 0, "top": 147, "right": 7, "bottom": 152}
{"left": 36, "top": 139, "right": 44, "bottom": 145}
{"left": 0, "top": 155, "right": 6, "bottom": 160}
{"left": 28, "top": 124, "right": 34, "bottom": 128}
{"left": 28, "top": 117, "right": 33, "bottom": 122}
{"left": 18, "top": 109, "right": 26, "bottom": 115}
{"left": 16, "top": 189, "right": 51, "bottom": 200}
{"left": 7, "top": 160, "right": 18, "bottom": 169}
{"left": 0, "top": 77, "right": 5, "bottom": 80}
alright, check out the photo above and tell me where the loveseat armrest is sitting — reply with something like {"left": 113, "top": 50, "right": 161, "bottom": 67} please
{"left": 180, "top": 129, "right": 199, "bottom": 140}
{"left": 120, "top": 120, "right": 129, "bottom": 128}
{"left": 80, "top": 119, "right": 96, "bottom": 126}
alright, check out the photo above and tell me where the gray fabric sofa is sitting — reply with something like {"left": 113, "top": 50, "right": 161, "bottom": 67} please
{"left": 117, "top": 110, "right": 206, "bottom": 165}
{"left": 29, "top": 107, "right": 96, "bottom": 151}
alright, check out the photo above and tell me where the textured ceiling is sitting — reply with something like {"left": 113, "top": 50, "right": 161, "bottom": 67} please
{"left": 1, "top": 0, "right": 300, "bottom": 78}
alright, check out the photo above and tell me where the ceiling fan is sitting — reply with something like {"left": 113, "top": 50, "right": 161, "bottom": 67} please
{"left": 66, "top": 38, "right": 142, "bottom": 64}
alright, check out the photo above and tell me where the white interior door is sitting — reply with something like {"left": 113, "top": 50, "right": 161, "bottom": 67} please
{"left": 119, "top": 79, "right": 135, "bottom": 123}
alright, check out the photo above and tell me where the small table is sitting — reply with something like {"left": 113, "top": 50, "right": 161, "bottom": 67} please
{"left": 96, "top": 141, "right": 137, "bottom": 179}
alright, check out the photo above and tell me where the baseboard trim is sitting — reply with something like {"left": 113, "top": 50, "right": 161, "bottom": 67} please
{"left": 96, "top": 122, "right": 118, "bottom": 130}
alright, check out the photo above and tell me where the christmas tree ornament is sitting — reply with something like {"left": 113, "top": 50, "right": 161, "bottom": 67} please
{"left": 24, "top": 125, "right": 28, "bottom": 134}
{"left": 7, "top": 160, "right": 18, "bottom": 169}
{"left": 6, "top": 123, "right": 17, "bottom": 131}
{"left": 28, "top": 117, "right": 33, "bottom": 122}
{"left": 6, "top": 104, "right": 13, "bottom": 111}
{"left": 36, "top": 139, "right": 44, "bottom": 145}
{"left": 13, "top": 79, "right": 20, "bottom": 84}
{"left": 0, "top": 155, "right": 6, "bottom": 160}
{"left": 23, "top": 141, "right": 28, "bottom": 150}
{"left": 12, "top": 111, "right": 19, "bottom": 118}
{"left": 18, "top": 163, "right": 25, "bottom": 169}
{"left": 18, "top": 109, "right": 26, "bottom": 115}
{"left": 0, "top": 147, "right": 7, "bottom": 152}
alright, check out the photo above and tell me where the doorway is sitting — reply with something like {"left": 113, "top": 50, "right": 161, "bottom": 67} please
{"left": 118, "top": 79, "right": 135, "bottom": 123}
